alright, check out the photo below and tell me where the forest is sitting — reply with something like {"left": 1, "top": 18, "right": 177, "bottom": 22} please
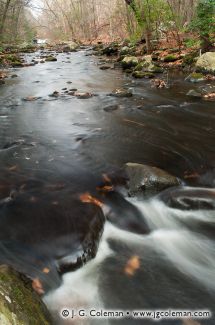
{"left": 0, "top": 0, "right": 214, "bottom": 52}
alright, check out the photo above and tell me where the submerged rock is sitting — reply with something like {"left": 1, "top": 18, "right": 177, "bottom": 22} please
{"left": 125, "top": 163, "right": 180, "bottom": 197}
{"left": 186, "top": 89, "right": 202, "bottom": 98}
{"left": 99, "top": 65, "right": 111, "bottom": 70}
{"left": 186, "top": 72, "right": 205, "bottom": 83}
{"left": 45, "top": 56, "right": 57, "bottom": 62}
{"left": 132, "top": 71, "right": 155, "bottom": 79}
{"left": 0, "top": 265, "right": 52, "bottom": 324}
{"left": 75, "top": 92, "right": 93, "bottom": 99}
{"left": 196, "top": 52, "right": 215, "bottom": 73}
{"left": 103, "top": 105, "right": 119, "bottom": 112}
{"left": 110, "top": 88, "right": 133, "bottom": 98}
{"left": 49, "top": 91, "right": 60, "bottom": 98}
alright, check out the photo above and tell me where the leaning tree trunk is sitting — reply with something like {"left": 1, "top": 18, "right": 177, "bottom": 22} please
{"left": 124, "top": 0, "right": 152, "bottom": 54}
{"left": 200, "top": 34, "right": 213, "bottom": 53}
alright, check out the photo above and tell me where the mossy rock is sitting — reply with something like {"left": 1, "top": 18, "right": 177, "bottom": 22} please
{"left": 121, "top": 56, "right": 138, "bottom": 69}
{"left": 45, "top": 56, "right": 57, "bottom": 62}
{"left": 120, "top": 46, "right": 135, "bottom": 56}
{"left": 151, "top": 66, "right": 164, "bottom": 73}
{"left": 11, "top": 62, "right": 23, "bottom": 67}
{"left": 163, "top": 55, "right": 178, "bottom": 62}
{"left": 5, "top": 54, "right": 22, "bottom": 67}
{"left": 186, "top": 72, "right": 205, "bottom": 83}
{"left": 132, "top": 71, "right": 155, "bottom": 79}
{"left": 102, "top": 43, "right": 118, "bottom": 56}
{"left": 0, "top": 265, "right": 52, "bottom": 325}
{"left": 182, "top": 52, "right": 198, "bottom": 65}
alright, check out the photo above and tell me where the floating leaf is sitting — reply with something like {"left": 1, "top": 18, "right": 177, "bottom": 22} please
{"left": 80, "top": 192, "right": 103, "bottom": 208}
{"left": 42, "top": 267, "right": 50, "bottom": 274}
{"left": 124, "top": 255, "right": 140, "bottom": 276}
{"left": 32, "top": 278, "right": 44, "bottom": 295}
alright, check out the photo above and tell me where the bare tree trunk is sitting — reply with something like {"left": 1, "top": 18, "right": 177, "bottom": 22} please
{"left": 0, "top": 0, "right": 12, "bottom": 40}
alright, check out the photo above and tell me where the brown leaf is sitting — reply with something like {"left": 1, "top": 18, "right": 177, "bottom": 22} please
{"left": 42, "top": 267, "right": 50, "bottom": 274}
{"left": 32, "top": 278, "right": 44, "bottom": 295}
{"left": 96, "top": 185, "right": 114, "bottom": 192}
{"left": 80, "top": 192, "right": 103, "bottom": 208}
{"left": 124, "top": 256, "right": 140, "bottom": 276}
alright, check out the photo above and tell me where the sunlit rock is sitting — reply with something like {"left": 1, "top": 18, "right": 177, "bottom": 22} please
{"left": 196, "top": 52, "right": 215, "bottom": 73}
{"left": 125, "top": 163, "right": 180, "bottom": 196}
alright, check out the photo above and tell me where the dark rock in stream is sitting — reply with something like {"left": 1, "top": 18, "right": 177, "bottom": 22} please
{"left": 104, "top": 191, "right": 150, "bottom": 235}
{"left": 0, "top": 190, "right": 105, "bottom": 288}
{"left": 75, "top": 92, "right": 93, "bottom": 99}
{"left": 49, "top": 91, "right": 60, "bottom": 98}
{"left": 186, "top": 89, "right": 202, "bottom": 98}
{"left": 45, "top": 56, "right": 57, "bottom": 62}
{"left": 0, "top": 265, "right": 52, "bottom": 324}
{"left": 158, "top": 186, "right": 215, "bottom": 211}
{"left": 125, "top": 163, "right": 180, "bottom": 197}
{"left": 109, "top": 88, "right": 133, "bottom": 98}
{"left": 103, "top": 105, "right": 119, "bottom": 112}
{"left": 99, "top": 65, "right": 111, "bottom": 70}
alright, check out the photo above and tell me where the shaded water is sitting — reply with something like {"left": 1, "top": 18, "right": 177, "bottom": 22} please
{"left": 0, "top": 49, "right": 215, "bottom": 324}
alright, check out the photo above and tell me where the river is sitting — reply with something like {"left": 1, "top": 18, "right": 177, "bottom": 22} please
{"left": 0, "top": 48, "right": 215, "bottom": 325}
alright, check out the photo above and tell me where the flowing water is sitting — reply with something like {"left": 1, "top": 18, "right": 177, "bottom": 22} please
{"left": 0, "top": 48, "right": 215, "bottom": 324}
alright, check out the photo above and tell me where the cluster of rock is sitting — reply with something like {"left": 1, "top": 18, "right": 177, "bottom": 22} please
{"left": 92, "top": 41, "right": 215, "bottom": 98}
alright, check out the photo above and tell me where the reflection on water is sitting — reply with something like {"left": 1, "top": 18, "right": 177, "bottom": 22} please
{"left": 0, "top": 49, "right": 215, "bottom": 324}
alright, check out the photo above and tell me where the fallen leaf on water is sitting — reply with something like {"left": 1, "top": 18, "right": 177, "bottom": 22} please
{"left": 96, "top": 185, "right": 114, "bottom": 192}
{"left": 80, "top": 192, "right": 103, "bottom": 208}
{"left": 42, "top": 267, "right": 50, "bottom": 274}
{"left": 32, "top": 278, "right": 44, "bottom": 295}
{"left": 123, "top": 119, "right": 145, "bottom": 128}
{"left": 124, "top": 256, "right": 140, "bottom": 276}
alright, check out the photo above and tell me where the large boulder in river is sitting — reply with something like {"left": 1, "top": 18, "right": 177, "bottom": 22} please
{"left": 62, "top": 41, "right": 78, "bottom": 52}
{"left": 121, "top": 56, "right": 138, "bottom": 69}
{"left": 195, "top": 52, "right": 215, "bottom": 73}
{"left": 0, "top": 265, "right": 52, "bottom": 324}
{"left": 0, "top": 188, "right": 105, "bottom": 284}
{"left": 135, "top": 55, "right": 157, "bottom": 73}
{"left": 125, "top": 163, "right": 180, "bottom": 196}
